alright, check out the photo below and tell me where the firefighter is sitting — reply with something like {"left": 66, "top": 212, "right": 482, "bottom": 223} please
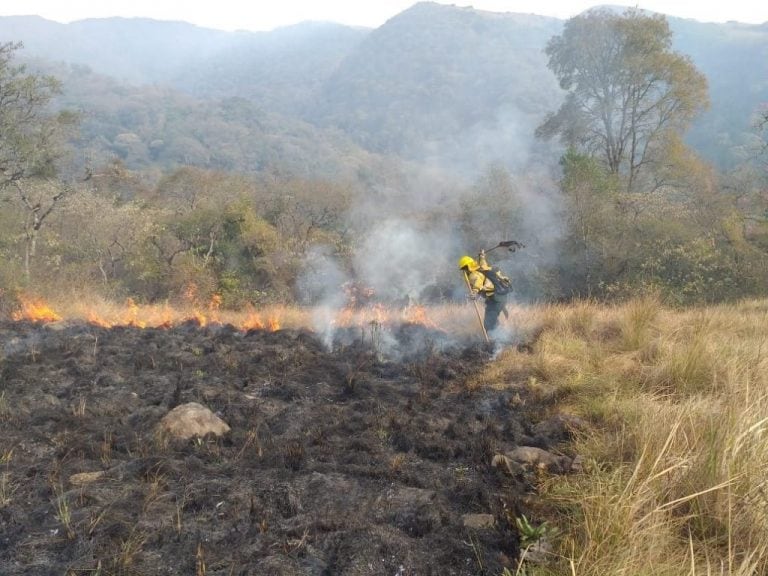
{"left": 458, "top": 250, "right": 511, "bottom": 334}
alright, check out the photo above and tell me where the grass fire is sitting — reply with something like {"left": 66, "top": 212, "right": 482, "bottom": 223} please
{"left": 4, "top": 293, "right": 768, "bottom": 574}
{"left": 9, "top": 293, "right": 452, "bottom": 340}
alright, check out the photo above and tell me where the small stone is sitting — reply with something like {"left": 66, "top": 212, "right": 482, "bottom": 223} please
{"left": 521, "top": 536, "right": 554, "bottom": 564}
{"left": 491, "top": 453, "right": 523, "bottom": 477}
{"left": 41, "top": 394, "right": 61, "bottom": 407}
{"left": 507, "top": 446, "right": 571, "bottom": 473}
{"left": 69, "top": 471, "right": 105, "bottom": 486}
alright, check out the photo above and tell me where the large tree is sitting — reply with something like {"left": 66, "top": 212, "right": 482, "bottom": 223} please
{"left": 0, "top": 42, "right": 77, "bottom": 281}
{"left": 536, "top": 9, "right": 709, "bottom": 192}
{"left": 0, "top": 42, "right": 65, "bottom": 186}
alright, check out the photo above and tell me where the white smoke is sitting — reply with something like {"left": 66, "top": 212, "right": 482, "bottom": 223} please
{"left": 352, "top": 219, "right": 459, "bottom": 303}
{"left": 295, "top": 245, "right": 349, "bottom": 349}
{"left": 296, "top": 87, "right": 566, "bottom": 352}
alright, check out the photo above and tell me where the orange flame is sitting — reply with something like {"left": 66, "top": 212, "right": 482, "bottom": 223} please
{"left": 192, "top": 310, "right": 207, "bottom": 327}
{"left": 157, "top": 305, "right": 173, "bottom": 329}
{"left": 402, "top": 305, "right": 439, "bottom": 328}
{"left": 122, "top": 298, "right": 147, "bottom": 328}
{"left": 242, "top": 305, "right": 281, "bottom": 331}
{"left": 12, "top": 296, "right": 62, "bottom": 323}
{"left": 242, "top": 306, "right": 265, "bottom": 331}
{"left": 87, "top": 311, "right": 113, "bottom": 328}
{"left": 10, "top": 294, "right": 440, "bottom": 334}
{"left": 208, "top": 294, "right": 222, "bottom": 324}
{"left": 332, "top": 307, "right": 356, "bottom": 328}
{"left": 370, "top": 303, "right": 387, "bottom": 325}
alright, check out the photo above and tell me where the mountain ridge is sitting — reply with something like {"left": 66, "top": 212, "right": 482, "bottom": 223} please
{"left": 1, "top": 2, "right": 765, "bottom": 174}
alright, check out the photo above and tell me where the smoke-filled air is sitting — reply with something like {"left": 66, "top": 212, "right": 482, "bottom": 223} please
{"left": 1, "top": 3, "right": 768, "bottom": 575}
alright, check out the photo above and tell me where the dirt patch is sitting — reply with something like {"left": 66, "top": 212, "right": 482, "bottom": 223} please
{"left": 0, "top": 320, "right": 559, "bottom": 575}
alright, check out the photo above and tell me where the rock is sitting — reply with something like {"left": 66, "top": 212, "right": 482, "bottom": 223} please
{"left": 376, "top": 486, "right": 435, "bottom": 509}
{"left": 462, "top": 513, "right": 495, "bottom": 529}
{"left": 69, "top": 471, "right": 105, "bottom": 486}
{"left": 521, "top": 536, "right": 555, "bottom": 565}
{"left": 157, "top": 402, "right": 230, "bottom": 441}
{"left": 507, "top": 446, "right": 571, "bottom": 474}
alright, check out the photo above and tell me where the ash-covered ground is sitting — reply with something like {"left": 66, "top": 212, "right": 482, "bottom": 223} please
{"left": 0, "top": 320, "right": 570, "bottom": 575}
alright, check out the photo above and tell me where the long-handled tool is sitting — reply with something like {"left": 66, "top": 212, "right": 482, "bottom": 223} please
{"left": 462, "top": 270, "right": 489, "bottom": 344}
{"left": 484, "top": 240, "right": 525, "bottom": 254}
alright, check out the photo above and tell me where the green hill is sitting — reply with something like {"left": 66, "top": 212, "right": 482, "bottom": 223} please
{"left": 2, "top": 2, "right": 766, "bottom": 175}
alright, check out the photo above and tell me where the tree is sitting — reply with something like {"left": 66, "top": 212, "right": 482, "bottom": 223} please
{"left": 0, "top": 42, "right": 77, "bottom": 281}
{"left": 459, "top": 164, "right": 524, "bottom": 251}
{"left": 56, "top": 189, "right": 152, "bottom": 290}
{"left": 0, "top": 42, "right": 63, "bottom": 186}
{"left": 260, "top": 176, "right": 353, "bottom": 256}
{"left": 557, "top": 149, "right": 621, "bottom": 295}
{"left": 536, "top": 9, "right": 709, "bottom": 192}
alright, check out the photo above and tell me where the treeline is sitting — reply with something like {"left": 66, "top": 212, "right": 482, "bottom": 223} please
{"left": 0, "top": 164, "right": 357, "bottom": 306}
{"left": 2, "top": 156, "right": 766, "bottom": 308}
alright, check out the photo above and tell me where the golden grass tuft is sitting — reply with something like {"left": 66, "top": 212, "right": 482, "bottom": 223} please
{"left": 484, "top": 298, "right": 768, "bottom": 574}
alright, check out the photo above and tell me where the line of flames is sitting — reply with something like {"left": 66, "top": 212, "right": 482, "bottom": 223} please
{"left": 10, "top": 295, "right": 440, "bottom": 332}
{"left": 330, "top": 302, "right": 440, "bottom": 330}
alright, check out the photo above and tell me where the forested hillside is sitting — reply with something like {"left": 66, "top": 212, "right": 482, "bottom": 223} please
{"left": 0, "top": 3, "right": 766, "bottom": 310}
{"left": 672, "top": 18, "right": 768, "bottom": 168}
{"left": 44, "top": 60, "right": 380, "bottom": 179}
{"left": 0, "top": 15, "right": 234, "bottom": 84}
{"left": 175, "top": 22, "right": 369, "bottom": 117}
{"left": 309, "top": 3, "right": 563, "bottom": 168}
{"left": 2, "top": 3, "right": 766, "bottom": 172}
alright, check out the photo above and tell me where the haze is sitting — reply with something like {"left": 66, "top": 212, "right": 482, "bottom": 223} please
{"left": 0, "top": 0, "right": 766, "bottom": 31}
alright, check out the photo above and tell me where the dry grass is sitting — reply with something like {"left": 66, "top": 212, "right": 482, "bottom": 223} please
{"left": 486, "top": 297, "right": 768, "bottom": 575}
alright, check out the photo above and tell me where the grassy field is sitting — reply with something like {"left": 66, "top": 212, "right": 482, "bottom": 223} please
{"left": 484, "top": 297, "right": 768, "bottom": 575}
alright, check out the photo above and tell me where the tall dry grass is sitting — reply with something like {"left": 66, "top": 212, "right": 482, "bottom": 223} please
{"left": 489, "top": 297, "right": 768, "bottom": 575}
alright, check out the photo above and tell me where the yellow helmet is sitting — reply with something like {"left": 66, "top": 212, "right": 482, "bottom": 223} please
{"left": 458, "top": 255, "right": 477, "bottom": 270}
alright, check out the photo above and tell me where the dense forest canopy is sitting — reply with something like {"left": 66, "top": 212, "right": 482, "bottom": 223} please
{"left": 0, "top": 3, "right": 766, "bottom": 308}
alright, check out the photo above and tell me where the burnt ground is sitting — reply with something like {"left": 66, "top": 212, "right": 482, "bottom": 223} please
{"left": 0, "top": 320, "right": 566, "bottom": 575}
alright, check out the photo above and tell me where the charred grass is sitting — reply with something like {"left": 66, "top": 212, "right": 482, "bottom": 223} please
{"left": 0, "top": 308, "right": 560, "bottom": 576}
{"left": 5, "top": 297, "right": 763, "bottom": 575}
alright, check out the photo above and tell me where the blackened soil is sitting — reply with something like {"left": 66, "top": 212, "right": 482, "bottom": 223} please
{"left": 0, "top": 321, "right": 546, "bottom": 575}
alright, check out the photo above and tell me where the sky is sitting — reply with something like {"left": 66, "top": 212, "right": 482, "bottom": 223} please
{"left": 0, "top": 0, "right": 765, "bottom": 31}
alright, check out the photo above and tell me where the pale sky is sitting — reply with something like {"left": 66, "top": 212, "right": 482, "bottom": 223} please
{"left": 0, "top": 0, "right": 765, "bottom": 31}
